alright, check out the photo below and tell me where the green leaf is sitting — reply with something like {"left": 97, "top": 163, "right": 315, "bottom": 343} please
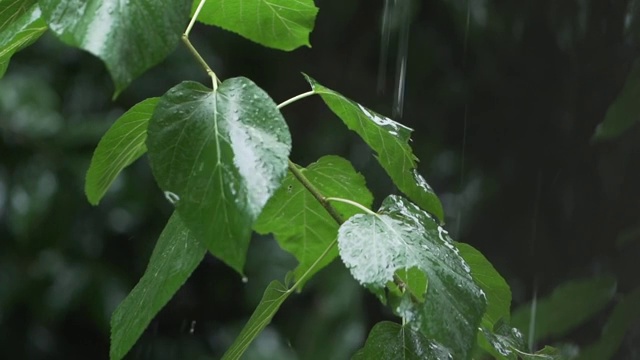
{"left": 85, "top": 97, "right": 158, "bottom": 205}
{"left": 352, "top": 321, "right": 453, "bottom": 360}
{"left": 221, "top": 280, "right": 290, "bottom": 360}
{"left": 457, "top": 243, "right": 511, "bottom": 329}
{"left": 579, "top": 287, "right": 640, "bottom": 360}
{"left": 592, "top": 59, "right": 640, "bottom": 142}
{"left": 0, "top": 1, "right": 47, "bottom": 78}
{"left": 337, "top": 195, "right": 485, "bottom": 358}
{"left": 110, "top": 213, "right": 206, "bottom": 360}
{"left": 146, "top": 78, "right": 291, "bottom": 274}
{"left": 305, "top": 75, "right": 444, "bottom": 222}
{"left": 39, "top": 0, "right": 191, "bottom": 96}
{"left": 254, "top": 155, "right": 373, "bottom": 288}
{"left": 390, "top": 267, "right": 428, "bottom": 303}
{"left": 194, "top": 0, "right": 318, "bottom": 51}
{"left": 479, "top": 321, "right": 562, "bottom": 360}
{"left": 511, "top": 275, "right": 617, "bottom": 343}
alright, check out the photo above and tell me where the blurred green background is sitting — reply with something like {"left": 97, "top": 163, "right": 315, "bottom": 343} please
{"left": 2, "top": 0, "right": 640, "bottom": 359}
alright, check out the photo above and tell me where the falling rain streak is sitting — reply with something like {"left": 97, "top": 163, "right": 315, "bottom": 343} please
{"left": 378, "top": 0, "right": 412, "bottom": 119}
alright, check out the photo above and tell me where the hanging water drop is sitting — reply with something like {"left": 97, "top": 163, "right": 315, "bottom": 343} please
{"left": 164, "top": 191, "right": 180, "bottom": 205}
{"left": 241, "top": 276, "right": 248, "bottom": 283}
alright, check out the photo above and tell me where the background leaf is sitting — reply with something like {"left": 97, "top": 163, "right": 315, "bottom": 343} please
{"left": 306, "top": 75, "right": 444, "bottom": 221}
{"left": 221, "top": 280, "right": 290, "bottom": 360}
{"left": 511, "top": 275, "right": 617, "bottom": 343}
{"left": 579, "top": 287, "right": 640, "bottom": 360}
{"left": 39, "top": 0, "right": 191, "bottom": 96}
{"left": 0, "top": 1, "right": 47, "bottom": 78}
{"left": 85, "top": 97, "right": 158, "bottom": 205}
{"left": 592, "top": 59, "right": 640, "bottom": 141}
{"left": 194, "top": 0, "right": 318, "bottom": 51}
{"left": 457, "top": 243, "right": 511, "bottom": 329}
{"left": 352, "top": 321, "right": 453, "bottom": 360}
{"left": 146, "top": 78, "right": 291, "bottom": 274}
{"left": 110, "top": 213, "right": 206, "bottom": 360}
{"left": 254, "top": 155, "right": 373, "bottom": 288}
{"left": 337, "top": 195, "right": 485, "bottom": 358}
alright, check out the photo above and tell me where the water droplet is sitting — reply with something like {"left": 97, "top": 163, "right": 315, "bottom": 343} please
{"left": 164, "top": 191, "right": 180, "bottom": 205}
{"left": 241, "top": 276, "right": 248, "bottom": 283}
{"left": 189, "top": 320, "right": 196, "bottom": 334}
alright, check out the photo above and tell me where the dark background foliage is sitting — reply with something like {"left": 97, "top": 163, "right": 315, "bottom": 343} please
{"left": 1, "top": 0, "right": 640, "bottom": 358}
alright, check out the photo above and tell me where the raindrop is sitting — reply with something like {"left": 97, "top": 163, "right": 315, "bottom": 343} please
{"left": 241, "top": 276, "right": 248, "bottom": 283}
{"left": 164, "top": 191, "right": 180, "bottom": 205}
{"left": 393, "top": 0, "right": 411, "bottom": 119}
{"left": 189, "top": 320, "right": 196, "bottom": 334}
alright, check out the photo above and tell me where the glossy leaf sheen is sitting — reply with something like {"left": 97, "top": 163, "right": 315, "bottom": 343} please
{"left": 254, "top": 155, "right": 373, "bottom": 287}
{"left": 478, "top": 322, "right": 560, "bottom": 360}
{"left": 511, "top": 275, "right": 617, "bottom": 342}
{"left": 592, "top": 59, "right": 640, "bottom": 141}
{"left": 146, "top": 78, "right": 291, "bottom": 274}
{"left": 352, "top": 321, "right": 453, "bottom": 360}
{"left": 85, "top": 97, "right": 158, "bottom": 205}
{"left": 0, "top": 1, "right": 47, "bottom": 78}
{"left": 305, "top": 75, "right": 444, "bottom": 221}
{"left": 338, "top": 195, "right": 485, "bottom": 358}
{"left": 457, "top": 243, "right": 511, "bottom": 328}
{"left": 110, "top": 214, "right": 206, "bottom": 360}
{"left": 39, "top": 0, "right": 191, "bottom": 96}
{"left": 194, "top": 0, "right": 318, "bottom": 51}
{"left": 221, "top": 280, "right": 289, "bottom": 360}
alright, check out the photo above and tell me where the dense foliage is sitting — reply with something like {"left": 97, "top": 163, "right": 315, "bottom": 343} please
{"left": 2, "top": 0, "right": 640, "bottom": 359}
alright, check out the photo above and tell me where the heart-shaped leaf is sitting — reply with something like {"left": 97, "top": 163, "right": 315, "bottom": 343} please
{"left": 110, "top": 213, "right": 206, "bottom": 360}
{"left": 39, "top": 0, "right": 191, "bottom": 96}
{"left": 194, "top": 0, "right": 318, "bottom": 51}
{"left": 146, "top": 78, "right": 291, "bottom": 274}
{"left": 85, "top": 97, "right": 158, "bottom": 205}
{"left": 337, "top": 195, "right": 485, "bottom": 358}
{"left": 0, "top": 1, "right": 47, "bottom": 78}
{"left": 305, "top": 75, "right": 444, "bottom": 221}
{"left": 254, "top": 155, "right": 373, "bottom": 288}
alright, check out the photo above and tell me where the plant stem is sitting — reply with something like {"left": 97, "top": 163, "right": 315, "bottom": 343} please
{"left": 288, "top": 160, "right": 344, "bottom": 225}
{"left": 277, "top": 91, "right": 316, "bottom": 109}
{"left": 326, "top": 197, "right": 377, "bottom": 216}
{"left": 288, "top": 239, "right": 337, "bottom": 293}
{"left": 182, "top": 0, "right": 220, "bottom": 91}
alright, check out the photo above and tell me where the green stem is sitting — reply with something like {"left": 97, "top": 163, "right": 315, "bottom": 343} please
{"left": 277, "top": 91, "right": 316, "bottom": 109}
{"left": 288, "top": 239, "right": 337, "bottom": 293}
{"left": 287, "top": 160, "right": 344, "bottom": 225}
{"left": 325, "top": 197, "right": 377, "bottom": 216}
{"left": 182, "top": 0, "right": 220, "bottom": 90}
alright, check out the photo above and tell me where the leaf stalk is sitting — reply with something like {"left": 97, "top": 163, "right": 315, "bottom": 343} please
{"left": 183, "top": 0, "right": 220, "bottom": 90}
{"left": 287, "top": 160, "right": 344, "bottom": 225}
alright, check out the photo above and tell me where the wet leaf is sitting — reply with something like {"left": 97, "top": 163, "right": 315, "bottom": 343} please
{"left": 221, "top": 280, "right": 290, "bottom": 360}
{"left": 352, "top": 321, "right": 453, "bottom": 360}
{"left": 39, "top": 0, "right": 191, "bottom": 96}
{"left": 305, "top": 75, "right": 444, "bottom": 221}
{"left": 0, "top": 1, "right": 47, "bottom": 78}
{"left": 457, "top": 243, "right": 511, "bottom": 328}
{"left": 592, "top": 59, "right": 640, "bottom": 142}
{"left": 146, "top": 78, "right": 291, "bottom": 274}
{"left": 579, "top": 287, "right": 640, "bottom": 360}
{"left": 254, "top": 155, "right": 373, "bottom": 288}
{"left": 194, "top": 0, "right": 318, "bottom": 51}
{"left": 110, "top": 213, "right": 206, "bottom": 360}
{"left": 512, "top": 275, "right": 617, "bottom": 343}
{"left": 337, "top": 195, "right": 485, "bottom": 358}
{"left": 479, "top": 321, "right": 562, "bottom": 360}
{"left": 85, "top": 97, "right": 158, "bottom": 205}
